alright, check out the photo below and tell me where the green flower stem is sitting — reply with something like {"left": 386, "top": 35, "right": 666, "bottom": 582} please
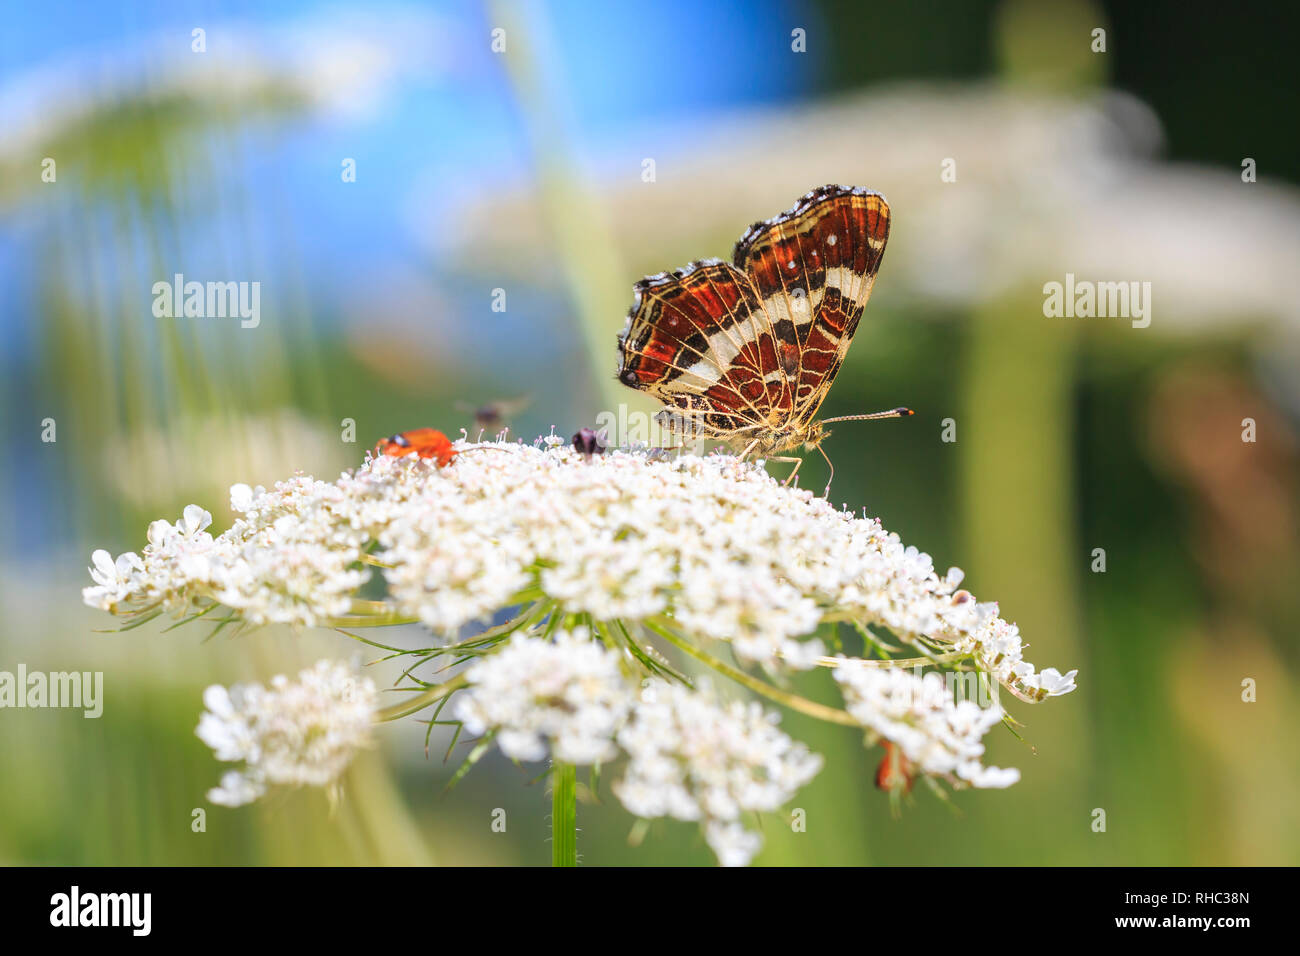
{"left": 552, "top": 761, "right": 577, "bottom": 867}
{"left": 645, "top": 621, "right": 861, "bottom": 728}
{"left": 376, "top": 675, "right": 468, "bottom": 722}
{"left": 816, "top": 651, "right": 970, "bottom": 669}
{"left": 331, "top": 610, "right": 421, "bottom": 628}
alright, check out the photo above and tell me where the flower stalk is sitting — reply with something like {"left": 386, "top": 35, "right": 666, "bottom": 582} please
{"left": 551, "top": 761, "right": 578, "bottom": 867}
{"left": 646, "top": 620, "right": 860, "bottom": 727}
{"left": 376, "top": 675, "right": 468, "bottom": 722}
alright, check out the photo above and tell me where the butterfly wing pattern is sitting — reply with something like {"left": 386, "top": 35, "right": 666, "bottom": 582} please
{"left": 616, "top": 185, "right": 891, "bottom": 457}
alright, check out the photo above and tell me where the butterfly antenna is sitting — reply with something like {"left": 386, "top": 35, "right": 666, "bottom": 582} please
{"left": 820, "top": 407, "right": 914, "bottom": 424}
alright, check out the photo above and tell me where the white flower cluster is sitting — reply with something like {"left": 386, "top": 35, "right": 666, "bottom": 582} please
{"left": 196, "top": 659, "right": 378, "bottom": 806}
{"left": 83, "top": 480, "right": 369, "bottom": 628}
{"left": 616, "top": 679, "right": 824, "bottom": 867}
{"left": 948, "top": 616, "right": 1077, "bottom": 703}
{"left": 83, "top": 440, "right": 1078, "bottom": 699}
{"left": 86, "top": 438, "right": 1079, "bottom": 860}
{"left": 455, "top": 629, "right": 632, "bottom": 765}
{"left": 456, "top": 630, "right": 821, "bottom": 866}
{"left": 834, "top": 664, "right": 1019, "bottom": 789}
{"left": 85, "top": 504, "right": 214, "bottom": 612}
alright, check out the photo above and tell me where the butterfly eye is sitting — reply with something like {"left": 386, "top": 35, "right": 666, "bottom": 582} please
{"left": 620, "top": 369, "right": 639, "bottom": 386}
{"left": 390, "top": 433, "right": 410, "bottom": 447}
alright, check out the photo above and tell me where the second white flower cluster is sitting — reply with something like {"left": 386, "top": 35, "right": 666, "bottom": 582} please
{"left": 453, "top": 626, "right": 1015, "bottom": 866}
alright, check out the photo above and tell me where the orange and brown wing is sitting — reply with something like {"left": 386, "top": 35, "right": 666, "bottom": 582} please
{"left": 615, "top": 258, "right": 785, "bottom": 439}
{"left": 732, "top": 185, "right": 890, "bottom": 426}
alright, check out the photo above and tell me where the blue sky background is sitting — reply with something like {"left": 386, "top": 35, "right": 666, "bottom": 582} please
{"left": 0, "top": 1, "right": 817, "bottom": 346}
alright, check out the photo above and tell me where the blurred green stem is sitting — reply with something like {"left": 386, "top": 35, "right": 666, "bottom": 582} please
{"left": 376, "top": 676, "right": 467, "bottom": 722}
{"left": 960, "top": 297, "right": 1081, "bottom": 665}
{"left": 959, "top": 295, "right": 1087, "bottom": 813}
{"left": 646, "top": 620, "right": 860, "bottom": 726}
{"left": 491, "top": 0, "right": 629, "bottom": 415}
{"left": 552, "top": 761, "right": 577, "bottom": 867}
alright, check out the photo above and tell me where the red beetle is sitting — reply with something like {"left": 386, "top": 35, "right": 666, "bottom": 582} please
{"left": 874, "top": 740, "right": 915, "bottom": 794}
{"left": 373, "top": 428, "right": 457, "bottom": 467}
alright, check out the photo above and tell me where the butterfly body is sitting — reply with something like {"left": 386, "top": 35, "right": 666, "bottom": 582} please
{"left": 616, "top": 186, "right": 906, "bottom": 472}
{"left": 722, "top": 419, "right": 828, "bottom": 459}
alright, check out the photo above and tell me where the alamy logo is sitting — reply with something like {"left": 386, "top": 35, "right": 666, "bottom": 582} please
{"left": 594, "top": 404, "right": 709, "bottom": 454}
{"left": 0, "top": 665, "right": 103, "bottom": 717}
{"left": 1042, "top": 273, "right": 1151, "bottom": 328}
{"left": 152, "top": 273, "right": 261, "bottom": 328}
{"left": 50, "top": 886, "right": 151, "bottom": 936}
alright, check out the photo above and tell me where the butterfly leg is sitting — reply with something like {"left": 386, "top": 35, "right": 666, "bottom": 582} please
{"left": 766, "top": 455, "right": 805, "bottom": 488}
{"left": 735, "top": 437, "right": 762, "bottom": 461}
{"left": 815, "top": 443, "right": 836, "bottom": 498}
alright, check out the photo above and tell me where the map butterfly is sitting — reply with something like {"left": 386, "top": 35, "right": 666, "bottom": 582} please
{"left": 616, "top": 185, "right": 912, "bottom": 490}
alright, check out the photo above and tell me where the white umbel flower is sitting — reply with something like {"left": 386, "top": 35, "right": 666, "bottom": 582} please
{"left": 834, "top": 663, "right": 1019, "bottom": 788}
{"left": 87, "top": 437, "right": 1080, "bottom": 861}
{"left": 455, "top": 629, "right": 635, "bottom": 764}
{"left": 83, "top": 549, "right": 145, "bottom": 610}
{"left": 615, "top": 679, "right": 823, "bottom": 866}
{"left": 196, "top": 659, "right": 378, "bottom": 806}
{"left": 83, "top": 441, "right": 1077, "bottom": 698}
